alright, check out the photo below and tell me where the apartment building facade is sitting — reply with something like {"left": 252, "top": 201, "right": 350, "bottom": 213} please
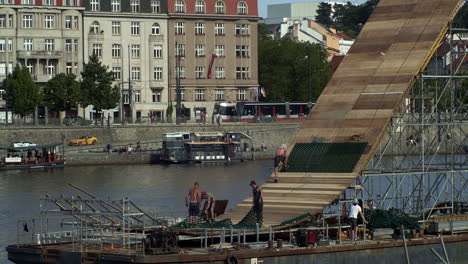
{"left": 82, "top": 0, "right": 169, "bottom": 122}
{"left": 167, "top": 0, "right": 259, "bottom": 121}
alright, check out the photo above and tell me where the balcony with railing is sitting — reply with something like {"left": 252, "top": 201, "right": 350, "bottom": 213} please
{"left": 16, "top": 50, "right": 63, "bottom": 59}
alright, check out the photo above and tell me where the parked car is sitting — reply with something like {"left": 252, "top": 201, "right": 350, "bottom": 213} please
{"left": 13, "top": 141, "right": 37, "bottom": 148}
{"left": 63, "top": 116, "right": 92, "bottom": 126}
{"left": 69, "top": 136, "right": 98, "bottom": 146}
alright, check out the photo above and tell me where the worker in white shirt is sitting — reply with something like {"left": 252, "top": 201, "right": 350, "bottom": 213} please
{"left": 349, "top": 198, "right": 368, "bottom": 241}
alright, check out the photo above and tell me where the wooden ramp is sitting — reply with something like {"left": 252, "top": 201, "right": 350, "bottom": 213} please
{"left": 222, "top": 0, "right": 464, "bottom": 227}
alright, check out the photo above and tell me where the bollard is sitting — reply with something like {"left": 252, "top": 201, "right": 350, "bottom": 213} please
{"left": 269, "top": 226, "right": 273, "bottom": 241}
{"left": 243, "top": 229, "right": 246, "bottom": 244}
{"left": 256, "top": 223, "right": 260, "bottom": 242}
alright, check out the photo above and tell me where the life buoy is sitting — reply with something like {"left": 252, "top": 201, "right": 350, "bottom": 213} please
{"left": 226, "top": 255, "right": 238, "bottom": 264}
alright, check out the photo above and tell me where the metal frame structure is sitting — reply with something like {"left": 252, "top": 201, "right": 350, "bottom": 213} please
{"left": 333, "top": 23, "right": 468, "bottom": 228}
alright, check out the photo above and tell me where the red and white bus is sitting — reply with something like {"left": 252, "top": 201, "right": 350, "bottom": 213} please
{"left": 213, "top": 102, "right": 313, "bottom": 123}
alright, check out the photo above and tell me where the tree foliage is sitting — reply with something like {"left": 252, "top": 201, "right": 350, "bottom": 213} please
{"left": 259, "top": 36, "right": 331, "bottom": 102}
{"left": 43, "top": 73, "right": 80, "bottom": 112}
{"left": 3, "top": 65, "right": 41, "bottom": 118}
{"left": 316, "top": 0, "right": 379, "bottom": 38}
{"left": 80, "top": 55, "right": 120, "bottom": 112}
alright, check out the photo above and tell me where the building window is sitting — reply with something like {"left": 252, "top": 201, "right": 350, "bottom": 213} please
{"left": 134, "top": 90, "right": 140, "bottom": 103}
{"left": 44, "top": 15, "right": 55, "bottom": 29}
{"left": 176, "top": 43, "right": 185, "bottom": 56}
{"left": 0, "top": 15, "right": 6, "bottom": 28}
{"left": 112, "top": 67, "right": 121, "bottom": 80}
{"left": 215, "top": 23, "right": 224, "bottom": 35}
{"left": 7, "top": 39, "right": 12, "bottom": 51}
{"left": 152, "top": 89, "right": 162, "bottom": 102}
{"left": 65, "top": 15, "right": 72, "bottom": 29}
{"left": 195, "top": 44, "right": 205, "bottom": 57}
{"left": 215, "top": 45, "right": 225, "bottom": 57}
{"left": 123, "top": 93, "right": 129, "bottom": 104}
{"left": 215, "top": 1, "right": 225, "bottom": 14}
{"left": 175, "top": 0, "right": 185, "bottom": 13}
{"left": 111, "top": 0, "right": 120, "bottom": 12}
{"left": 175, "top": 22, "right": 185, "bottom": 35}
{"left": 73, "top": 62, "right": 78, "bottom": 74}
{"left": 43, "top": 0, "right": 55, "bottom": 5}
{"left": 236, "top": 67, "right": 249, "bottom": 79}
{"left": 24, "top": 39, "right": 33, "bottom": 51}
{"left": 44, "top": 60, "right": 55, "bottom": 75}
{"left": 215, "top": 67, "right": 224, "bottom": 79}
{"left": 73, "top": 16, "right": 79, "bottom": 29}
{"left": 130, "top": 0, "right": 140, "bottom": 12}
{"left": 215, "top": 89, "right": 224, "bottom": 101}
{"left": 176, "top": 66, "right": 185, "bottom": 78}
{"left": 236, "top": 89, "right": 247, "bottom": 101}
{"left": 152, "top": 23, "right": 160, "bottom": 35}
{"left": 195, "top": 66, "right": 205, "bottom": 79}
{"left": 195, "top": 89, "right": 205, "bottom": 101}
{"left": 65, "top": 39, "right": 72, "bottom": 52}
{"left": 195, "top": 22, "right": 205, "bottom": 35}
{"left": 131, "top": 67, "right": 140, "bottom": 80}
{"left": 90, "top": 21, "right": 100, "bottom": 33}
{"left": 153, "top": 45, "right": 163, "bottom": 58}
{"left": 131, "top": 44, "right": 140, "bottom": 58}
{"left": 44, "top": 39, "right": 55, "bottom": 51}
{"left": 112, "top": 21, "right": 120, "bottom": 35}
{"left": 92, "top": 44, "right": 102, "bottom": 57}
{"left": 73, "top": 39, "right": 78, "bottom": 52}
{"left": 23, "top": 15, "right": 33, "bottom": 28}
{"left": 180, "top": 89, "right": 185, "bottom": 101}
{"left": 22, "top": 0, "right": 33, "bottom": 4}
{"left": 66, "top": 62, "right": 73, "bottom": 74}
{"left": 236, "top": 45, "right": 249, "bottom": 57}
{"left": 63, "top": 0, "right": 78, "bottom": 6}
{"left": 195, "top": 0, "right": 205, "bottom": 13}
{"left": 131, "top": 22, "right": 140, "bottom": 35}
{"left": 237, "top": 1, "right": 247, "bottom": 14}
{"left": 25, "top": 61, "right": 34, "bottom": 74}
{"left": 0, "top": 39, "right": 5, "bottom": 52}
{"left": 151, "top": 1, "right": 161, "bottom": 13}
{"left": 90, "top": 0, "right": 100, "bottom": 11}
{"left": 153, "top": 67, "right": 163, "bottom": 80}
{"left": 112, "top": 44, "right": 121, "bottom": 58}
{"left": 235, "top": 24, "right": 250, "bottom": 35}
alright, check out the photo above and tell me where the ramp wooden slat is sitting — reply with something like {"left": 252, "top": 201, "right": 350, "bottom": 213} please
{"left": 222, "top": 0, "right": 463, "bottom": 228}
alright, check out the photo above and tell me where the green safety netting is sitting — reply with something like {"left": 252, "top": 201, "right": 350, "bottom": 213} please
{"left": 285, "top": 142, "right": 368, "bottom": 173}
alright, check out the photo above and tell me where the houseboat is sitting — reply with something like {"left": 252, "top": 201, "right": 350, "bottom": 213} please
{"left": 0, "top": 143, "right": 65, "bottom": 170}
{"left": 160, "top": 131, "right": 253, "bottom": 163}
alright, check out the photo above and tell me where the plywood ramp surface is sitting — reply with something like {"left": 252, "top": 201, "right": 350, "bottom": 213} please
{"left": 222, "top": 0, "right": 463, "bottom": 228}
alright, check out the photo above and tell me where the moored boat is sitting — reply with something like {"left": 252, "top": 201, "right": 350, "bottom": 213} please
{"left": 0, "top": 143, "right": 66, "bottom": 170}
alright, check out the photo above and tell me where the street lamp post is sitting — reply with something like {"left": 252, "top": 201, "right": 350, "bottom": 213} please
{"left": 305, "top": 55, "right": 312, "bottom": 103}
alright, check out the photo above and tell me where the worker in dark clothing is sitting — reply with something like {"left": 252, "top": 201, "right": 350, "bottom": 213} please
{"left": 250, "top": 180, "right": 263, "bottom": 225}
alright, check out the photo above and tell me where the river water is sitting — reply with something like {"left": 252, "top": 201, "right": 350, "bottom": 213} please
{"left": 0, "top": 161, "right": 272, "bottom": 261}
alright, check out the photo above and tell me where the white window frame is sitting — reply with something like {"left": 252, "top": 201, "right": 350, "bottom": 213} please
{"left": 215, "top": 45, "right": 225, "bottom": 57}
{"left": 92, "top": 43, "right": 102, "bottom": 57}
{"left": 195, "top": 66, "right": 205, "bottom": 79}
{"left": 151, "top": 0, "right": 161, "bottom": 13}
{"left": 90, "top": 21, "right": 100, "bottom": 33}
{"left": 65, "top": 15, "right": 72, "bottom": 29}
{"left": 153, "top": 45, "right": 163, "bottom": 58}
{"left": 131, "top": 0, "right": 140, "bottom": 12}
{"left": 215, "top": 67, "right": 225, "bottom": 79}
{"left": 215, "top": 1, "right": 225, "bottom": 14}
{"left": 131, "top": 44, "right": 140, "bottom": 58}
{"left": 90, "top": 0, "right": 100, "bottom": 11}
{"left": 0, "top": 39, "right": 5, "bottom": 52}
{"left": 152, "top": 89, "right": 162, "bottom": 102}
{"left": 176, "top": 66, "right": 185, "bottom": 79}
{"left": 236, "top": 24, "right": 250, "bottom": 35}
{"left": 236, "top": 45, "right": 249, "bottom": 57}
{"left": 195, "top": 89, "right": 205, "bottom": 101}
{"left": 43, "top": 0, "right": 55, "bottom": 5}
{"left": 175, "top": 22, "right": 185, "bottom": 35}
{"left": 23, "top": 15, "right": 33, "bottom": 28}
{"left": 24, "top": 39, "right": 33, "bottom": 51}
{"left": 237, "top": 1, "right": 247, "bottom": 15}
{"left": 236, "top": 67, "right": 249, "bottom": 79}
{"left": 195, "top": 22, "right": 205, "bottom": 35}
{"left": 176, "top": 43, "right": 185, "bottom": 56}
{"left": 22, "top": 0, "right": 33, "bottom": 4}
{"left": 131, "top": 67, "right": 141, "bottom": 80}
{"left": 195, "top": 0, "right": 205, "bottom": 13}
{"left": 111, "top": 0, "right": 120, "bottom": 12}
{"left": 112, "top": 21, "right": 120, "bottom": 35}
{"left": 44, "top": 60, "right": 55, "bottom": 75}
{"left": 215, "top": 23, "right": 225, "bottom": 35}
{"left": 112, "top": 67, "right": 121, "bottom": 80}
{"left": 152, "top": 23, "right": 161, "bottom": 35}
{"left": 65, "top": 39, "right": 72, "bottom": 52}
{"left": 44, "top": 39, "right": 55, "bottom": 51}
{"left": 112, "top": 44, "right": 121, "bottom": 58}
{"left": 215, "top": 89, "right": 225, "bottom": 101}
{"left": 66, "top": 62, "right": 73, "bottom": 74}
{"left": 131, "top": 22, "right": 140, "bottom": 35}
{"left": 44, "top": 15, "right": 55, "bottom": 29}
{"left": 134, "top": 90, "right": 141, "bottom": 103}
{"left": 153, "top": 67, "right": 163, "bottom": 80}
{"left": 195, "top": 44, "right": 205, "bottom": 57}
{"left": 175, "top": 0, "right": 185, "bottom": 13}
{"left": 236, "top": 88, "right": 247, "bottom": 101}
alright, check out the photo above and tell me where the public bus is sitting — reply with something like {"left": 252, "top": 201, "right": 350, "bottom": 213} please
{"left": 212, "top": 102, "right": 313, "bottom": 123}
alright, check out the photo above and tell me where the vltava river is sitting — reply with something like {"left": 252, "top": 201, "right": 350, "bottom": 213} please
{"left": 0, "top": 161, "right": 272, "bottom": 261}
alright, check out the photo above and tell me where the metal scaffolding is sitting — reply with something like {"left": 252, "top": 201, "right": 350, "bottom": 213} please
{"left": 337, "top": 23, "right": 468, "bottom": 228}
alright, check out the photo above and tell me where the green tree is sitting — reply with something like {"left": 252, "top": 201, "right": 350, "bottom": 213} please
{"left": 258, "top": 23, "right": 271, "bottom": 41}
{"left": 259, "top": 38, "right": 330, "bottom": 102}
{"left": 80, "top": 55, "right": 120, "bottom": 121}
{"left": 43, "top": 73, "right": 80, "bottom": 115}
{"left": 315, "top": 2, "right": 333, "bottom": 27}
{"left": 3, "top": 65, "right": 41, "bottom": 119}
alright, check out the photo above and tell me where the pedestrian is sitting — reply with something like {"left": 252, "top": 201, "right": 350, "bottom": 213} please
{"left": 273, "top": 144, "right": 288, "bottom": 183}
{"left": 201, "top": 191, "right": 215, "bottom": 219}
{"left": 106, "top": 143, "right": 111, "bottom": 155}
{"left": 127, "top": 144, "right": 133, "bottom": 155}
{"left": 250, "top": 180, "right": 263, "bottom": 224}
{"left": 185, "top": 182, "right": 201, "bottom": 225}
{"left": 349, "top": 198, "right": 368, "bottom": 241}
